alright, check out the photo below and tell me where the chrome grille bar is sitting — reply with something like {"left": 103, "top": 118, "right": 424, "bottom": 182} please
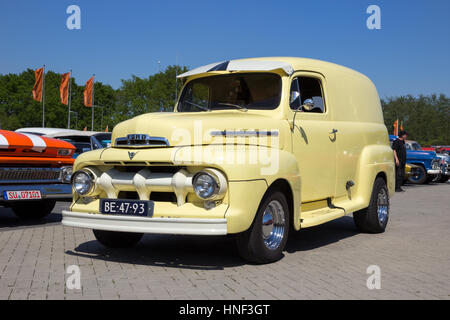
{"left": 0, "top": 168, "right": 62, "bottom": 184}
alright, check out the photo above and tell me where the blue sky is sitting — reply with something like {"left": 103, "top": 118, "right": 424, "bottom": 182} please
{"left": 1, "top": 0, "right": 449, "bottom": 98}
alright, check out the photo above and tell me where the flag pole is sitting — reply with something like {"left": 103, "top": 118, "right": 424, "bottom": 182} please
{"left": 67, "top": 70, "right": 72, "bottom": 129}
{"left": 91, "top": 74, "right": 95, "bottom": 131}
{"left": 42, "top": 65, "right": 46, "bottom": 127}
{"left": 101, "top": 106, "right": 104, "bottom": 131}
{"left": 175, "top": 55, "right": 178, "bottom": 104}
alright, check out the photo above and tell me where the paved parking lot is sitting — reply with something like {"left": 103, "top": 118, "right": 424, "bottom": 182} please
{"left": 0, "top": 182, "right": 449, "bottom": 300}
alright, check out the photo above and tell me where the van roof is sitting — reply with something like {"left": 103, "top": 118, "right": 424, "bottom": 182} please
{"left": 178, "top": 57, "right": 369, "bottom": 80}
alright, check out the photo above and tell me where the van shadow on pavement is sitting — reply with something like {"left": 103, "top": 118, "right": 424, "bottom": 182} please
{"left": 286, "top": 216, "right": 359, "bottom": 253}
{"left": 66, "top": 216, "right": 361, "bottom": 270}
{"left": 67, "top": 234, "right": 244, "bottom": 270}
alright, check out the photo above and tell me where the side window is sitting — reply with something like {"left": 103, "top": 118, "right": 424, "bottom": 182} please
{"left": 289, "top": 78, "right": 301, "bottom": 110}
{"left": 298, "top": 77, "right": 325, "bottom": 113}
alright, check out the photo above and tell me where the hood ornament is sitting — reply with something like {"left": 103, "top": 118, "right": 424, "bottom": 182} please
{"left": 128, "top": 151, "right": 137, "bottom": 160}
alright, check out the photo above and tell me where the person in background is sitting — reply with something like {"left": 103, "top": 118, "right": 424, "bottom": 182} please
{"left": 392, "top": 131, "right": 408, "bottom": 192}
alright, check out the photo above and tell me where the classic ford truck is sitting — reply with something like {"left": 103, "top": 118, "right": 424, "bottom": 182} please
{"left": 62, "top": 57, "right": 395, "bottom": 263}
{"left": 0, "top": 130, "right": 74, "bottom": 219}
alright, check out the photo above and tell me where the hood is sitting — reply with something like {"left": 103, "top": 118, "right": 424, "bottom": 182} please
{"left": 407, "top": 150, "right": 437, "bottom": 160}
{"left": 0, "top": 130, "right": 75, "bottom": 159}
{"left": 111, "top": 111, "right": 286, "bottom": 149}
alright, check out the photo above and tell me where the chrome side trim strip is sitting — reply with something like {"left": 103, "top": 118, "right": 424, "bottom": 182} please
{"left": 210, "top": 130, "right": 279, "bottom": 137}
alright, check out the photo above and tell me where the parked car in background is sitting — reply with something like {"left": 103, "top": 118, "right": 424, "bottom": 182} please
{"left": 44, "top": 131, "right": 111, "bottom": 158}
{"left": 406, "top": 140, "right": 450, "bottom": 183}
{"left": 16, "top": 128, "right": 111, "bottom": 158}
{"left": 15, "top": 127, "right": 78, "bottom": 136}
{"left": 389, "top": 135, "right": 442, "bottom": 184}
{"left": 422, "top": 146, "right": 450, "bottom": 154}
{"left": 0, "top": 130, "right": 74, "bottom": 219}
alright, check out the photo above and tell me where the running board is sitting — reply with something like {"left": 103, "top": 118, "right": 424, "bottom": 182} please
{"left": 300, "top": 208, "right": 347, "bottom": 228}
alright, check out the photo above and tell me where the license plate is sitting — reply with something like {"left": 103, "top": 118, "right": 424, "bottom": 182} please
{"left": 100, "top": 199, "right": 154, "bottom": 217}
{"left": 4, "top": 190, "right": 42, "bottom": 200}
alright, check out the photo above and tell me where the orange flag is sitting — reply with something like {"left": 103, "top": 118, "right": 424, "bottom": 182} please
{"left": 393, "top": 119, "right": 399, "bottom": 136}
{"left": 84, "top": 76, "right": 94, "bottom": 107}
{"left": 32, "top": 67, "right": 44, "bottom": 102}
{"left": 60, "top": 72, "right": 70, "bottom": 105}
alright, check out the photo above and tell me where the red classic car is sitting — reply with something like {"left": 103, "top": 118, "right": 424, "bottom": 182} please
{"left": 422, "top": 146, "right": 450, "bottom": 153}
{"left": 0, "top": 130, "right": 75, "bottom": 219}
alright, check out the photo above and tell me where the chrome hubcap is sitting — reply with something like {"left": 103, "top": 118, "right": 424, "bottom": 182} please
{"left": 377, "top": 188, "right": 389, "bottom": 224}
{"left": 262, "top": 200, "right": 285, "bottom": 250}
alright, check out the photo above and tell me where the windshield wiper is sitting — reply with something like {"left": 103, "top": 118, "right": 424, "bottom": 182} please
{"left": 184, "top": 100, "right": 209, "bottom": 111}
{"left": 216, "top": 102, "right": 248, "bottom": 112}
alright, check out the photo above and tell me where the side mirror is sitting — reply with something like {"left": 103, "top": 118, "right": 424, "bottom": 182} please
{"left": 301, "top": 98, "right": 315, "bottom": 111}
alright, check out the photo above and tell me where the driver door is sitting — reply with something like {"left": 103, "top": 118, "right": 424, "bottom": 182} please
{"left": 289, "top": 74, "right": 337, "bottom": 202}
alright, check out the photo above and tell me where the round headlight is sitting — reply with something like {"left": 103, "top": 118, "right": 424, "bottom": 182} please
{"left": 72, "top": 170, "right": 93, "bottom": 195}
{"left": 193, "top": 172, "right": 219, "bottom": 199}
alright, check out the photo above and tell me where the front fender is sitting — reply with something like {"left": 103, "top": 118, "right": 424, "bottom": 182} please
{"left": 174, "top": 145, "right": 302, "bottom": 231}
{"left": 407, "top": 160, "right": 429, "bottom": 170}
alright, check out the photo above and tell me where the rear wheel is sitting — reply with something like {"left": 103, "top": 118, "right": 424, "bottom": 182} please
{"left": 11, "top": 199, "right": 56, "bottom": 219}
{"left": 407, "top": 165, "right": 427, "bottom": 184}
{"left": 236, "top": 191, "right": 290, "bottom": 264}
{"left": 353, "top": 177, "right": 389, "bottom": 233}
{"left": 93, "top": 230, "right": 143, "bottom": 248}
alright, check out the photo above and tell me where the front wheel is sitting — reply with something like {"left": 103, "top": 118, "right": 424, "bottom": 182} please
{"left": 438, "top": 175, "right": 449, "bottom": 183}
{"left": 353, "top": 177, "right": 389, "bottom": 234}
{"left": 236, "top": 191, "right": 290, "bottom": 264}
{"left": 11, "top": 199, "right": 56, "bottom": 219}
{"left": 93, "top": 230, "right": 143, "bottom": 248}
{"left": 407, "top": 166, "right": 427, "bottom": 184}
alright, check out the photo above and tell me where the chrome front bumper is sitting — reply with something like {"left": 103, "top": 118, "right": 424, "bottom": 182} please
{"left": 62, "top": 210, "right": 228, "bottom": 235}
{"left": 427, "top": 169, "right": 441, "bottom": 175}
{"left": 0, "top": 184, "right": 72, "bottom": 201}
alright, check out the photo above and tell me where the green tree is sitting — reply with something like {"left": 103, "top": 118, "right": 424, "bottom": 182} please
{"left": 382, "top": 94, "right": 449, "bottom": 145}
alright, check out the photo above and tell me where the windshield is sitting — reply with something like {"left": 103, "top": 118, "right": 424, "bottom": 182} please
{"left": 412, "top": 143, "right": 422, "bottom": 151}
{"left": 177, "top": 73, "right": 281, "bottom": 112}
{"left": 61, "top": 139, "right": 91, "bottom": 155}
{"left": 93, "top": 133, "right": 112, "bottom": 148}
